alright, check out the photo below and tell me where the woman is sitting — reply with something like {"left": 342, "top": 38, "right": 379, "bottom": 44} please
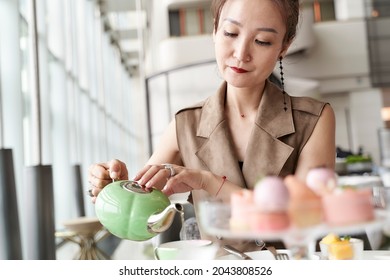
{"left": 88, "top": 0, "right": 336, "bottom": 252}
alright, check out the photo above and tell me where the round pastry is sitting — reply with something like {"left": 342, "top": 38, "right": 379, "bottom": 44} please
{"left": 251, "top": 176, "right": 290, "bottom": 231}
{"left": 250, "top": 212, "right": 290, "bottom": 231}
{"left": 284, "top": 175, "right": 323, "bottom": 228}
{"left": 230, "top": 189, "right": 255, "bottom": 231}
{"left": 322, "top": 187, "right": 374, "bottom": 226}
{"left": 306, "top": 166, "right": 337, "bottom": 196}
{"left": 254, "top": 176, "right": 289, "bottom": 212}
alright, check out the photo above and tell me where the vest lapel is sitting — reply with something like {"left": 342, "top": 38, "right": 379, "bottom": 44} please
{"left": 195, "top": 81, "right": 296, "bottom": 190}
{"left": 196, "top": 83, "right": 246, "bottom": 187}
{"left": 243, "top": 81, "right": 295, "bottom": 188}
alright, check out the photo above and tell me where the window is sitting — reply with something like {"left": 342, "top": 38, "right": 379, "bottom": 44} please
{"left": 168, "top": 6, "right": 213, "bottom": 37}
{"left": 312, "top": 0, "right": 336, "bottom": 22}
{"left": 0, "top": 0, "right": 147, "bottom": 259}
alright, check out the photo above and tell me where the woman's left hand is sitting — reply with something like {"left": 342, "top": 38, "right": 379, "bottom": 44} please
{"left": 163, "top": 168, "right": 208, "bottom": 196}
{"left": 133, "top": 164, "right": 207, "bottom": 196}
{"left": 133, "top": 164, "right": 175, "bottom": 190}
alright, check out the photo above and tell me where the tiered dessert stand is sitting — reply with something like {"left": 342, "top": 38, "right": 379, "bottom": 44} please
{"left": 198, "top": 199, "right": 388, "bottom": 260}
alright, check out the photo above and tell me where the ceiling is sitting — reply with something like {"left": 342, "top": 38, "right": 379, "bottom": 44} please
{"left": 96, "top": 0, "right": 152, "bottom": 76}
{"left": 95, "top": 0, "right": 336, "bottom": 76}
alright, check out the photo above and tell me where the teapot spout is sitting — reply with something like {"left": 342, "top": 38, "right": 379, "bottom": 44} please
{"left": 147, "top": 203, "right": 184, "bottom": 234}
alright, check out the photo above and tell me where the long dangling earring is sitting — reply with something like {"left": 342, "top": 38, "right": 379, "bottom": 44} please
{"left": 279, "top": 56, "right": 287, "bottom": 112}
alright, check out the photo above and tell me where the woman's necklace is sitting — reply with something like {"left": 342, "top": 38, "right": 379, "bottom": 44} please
{"left": 231, "top": 106, "right": 246, "bottom": 118}
{"left": 228, "top": 98, "right": 258, "bottom": 119}
{"left": 235, "top": 108, "right": 257, "bottom": 119}
{"left": 236, "top": 109, "right": 246, "bottom": 118}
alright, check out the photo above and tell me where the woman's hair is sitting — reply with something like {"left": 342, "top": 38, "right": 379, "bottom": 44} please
{"left": 211, "top": 0, "right": 300, "bottom": 46}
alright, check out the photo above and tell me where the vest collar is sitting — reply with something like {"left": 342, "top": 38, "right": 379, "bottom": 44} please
{"left": 195, "top": 80, "right": 295, "bottom": 188}
{"left": 197, "top": 80, "right": 295, "bottom": 139}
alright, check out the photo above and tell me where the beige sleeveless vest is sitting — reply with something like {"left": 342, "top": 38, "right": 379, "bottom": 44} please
{"left": 175, "top": 79, "right": 327, "bottom": 252}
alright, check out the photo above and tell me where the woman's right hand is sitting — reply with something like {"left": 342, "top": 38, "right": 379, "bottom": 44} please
{"left": 88, "top": 159, "right": 128, "bottom": 203}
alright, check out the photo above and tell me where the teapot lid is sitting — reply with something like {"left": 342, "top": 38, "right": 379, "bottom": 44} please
{"left": 122, "top": 180, "right": 150, "bottom": 194}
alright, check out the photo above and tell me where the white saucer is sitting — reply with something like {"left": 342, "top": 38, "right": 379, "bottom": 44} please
{"left": 313, "top": 250, "right": 390, "bottom": 260}
{"left": 217, "top": 249, "right": 319, "bottom": 260}
{"left": 353, "top": 250, "right": 390, "bottom": 260}
{"left": 218, "top": 249, "right": 390, "bottom": 260}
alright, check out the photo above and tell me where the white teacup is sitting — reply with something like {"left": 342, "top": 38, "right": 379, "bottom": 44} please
{"left": 154, "top": 239, "right": 216, "bottom": 260}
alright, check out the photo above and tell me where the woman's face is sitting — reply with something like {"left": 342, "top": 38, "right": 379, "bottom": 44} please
{"left": 214, "top": 0, "right": 289, "bottom": 90}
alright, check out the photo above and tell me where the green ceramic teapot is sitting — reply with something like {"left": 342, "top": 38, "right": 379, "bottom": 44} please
{"left": 95, "top": 180, "right": 183, "bottom": 241}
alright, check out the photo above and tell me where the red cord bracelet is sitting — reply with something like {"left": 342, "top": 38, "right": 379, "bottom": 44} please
{"left": 215, "top": 176, "right": 227, "bottom": 196}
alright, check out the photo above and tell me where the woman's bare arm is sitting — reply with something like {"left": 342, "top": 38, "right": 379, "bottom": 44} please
{"left": 294, "top": 104, "right": 336, "bottom": 182}
{"left": 146, "top": 118, "right": 182, "bottom": 166}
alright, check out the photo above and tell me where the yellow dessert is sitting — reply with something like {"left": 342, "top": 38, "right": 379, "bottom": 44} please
{"left": 321, "top": 233, "right": 353, "bottom": 260}
{"left": 328, "top": 239, "right": 353, "bottom": 260}
{"left": 321, "top": 233, "right": 340, "bottom": 244}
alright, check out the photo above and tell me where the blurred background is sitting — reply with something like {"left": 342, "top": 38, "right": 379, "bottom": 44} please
{"left": 1, "top": 0, "right": 390, "bottom": 260}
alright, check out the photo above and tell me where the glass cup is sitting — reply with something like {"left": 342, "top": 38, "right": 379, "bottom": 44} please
{"left": 319, "top": 238, "right": 363, "bottom": 260}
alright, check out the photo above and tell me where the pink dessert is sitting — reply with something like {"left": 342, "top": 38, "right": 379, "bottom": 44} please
{"left": 230, "top": 189, "right": 255, "bottom": 231}
{"left": 284, "top": 175, "right": 323, "bottom": 228}
{"left": 229, "top": 176, "right": 290, "bottom": 232}
{"left": 251, "top": 176, "right": 290, "bottom": 231}
{"left": 322, "top": 187, "right": 374, "bottom": 226}
{"left": 305, "top": 167, "right": 337, "bottom": 196}
{"left": 250, "top": 212, "right": 290, "bottom": 231}
{"left": 254, "top": 176, "right": 290, "bottom": 212}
